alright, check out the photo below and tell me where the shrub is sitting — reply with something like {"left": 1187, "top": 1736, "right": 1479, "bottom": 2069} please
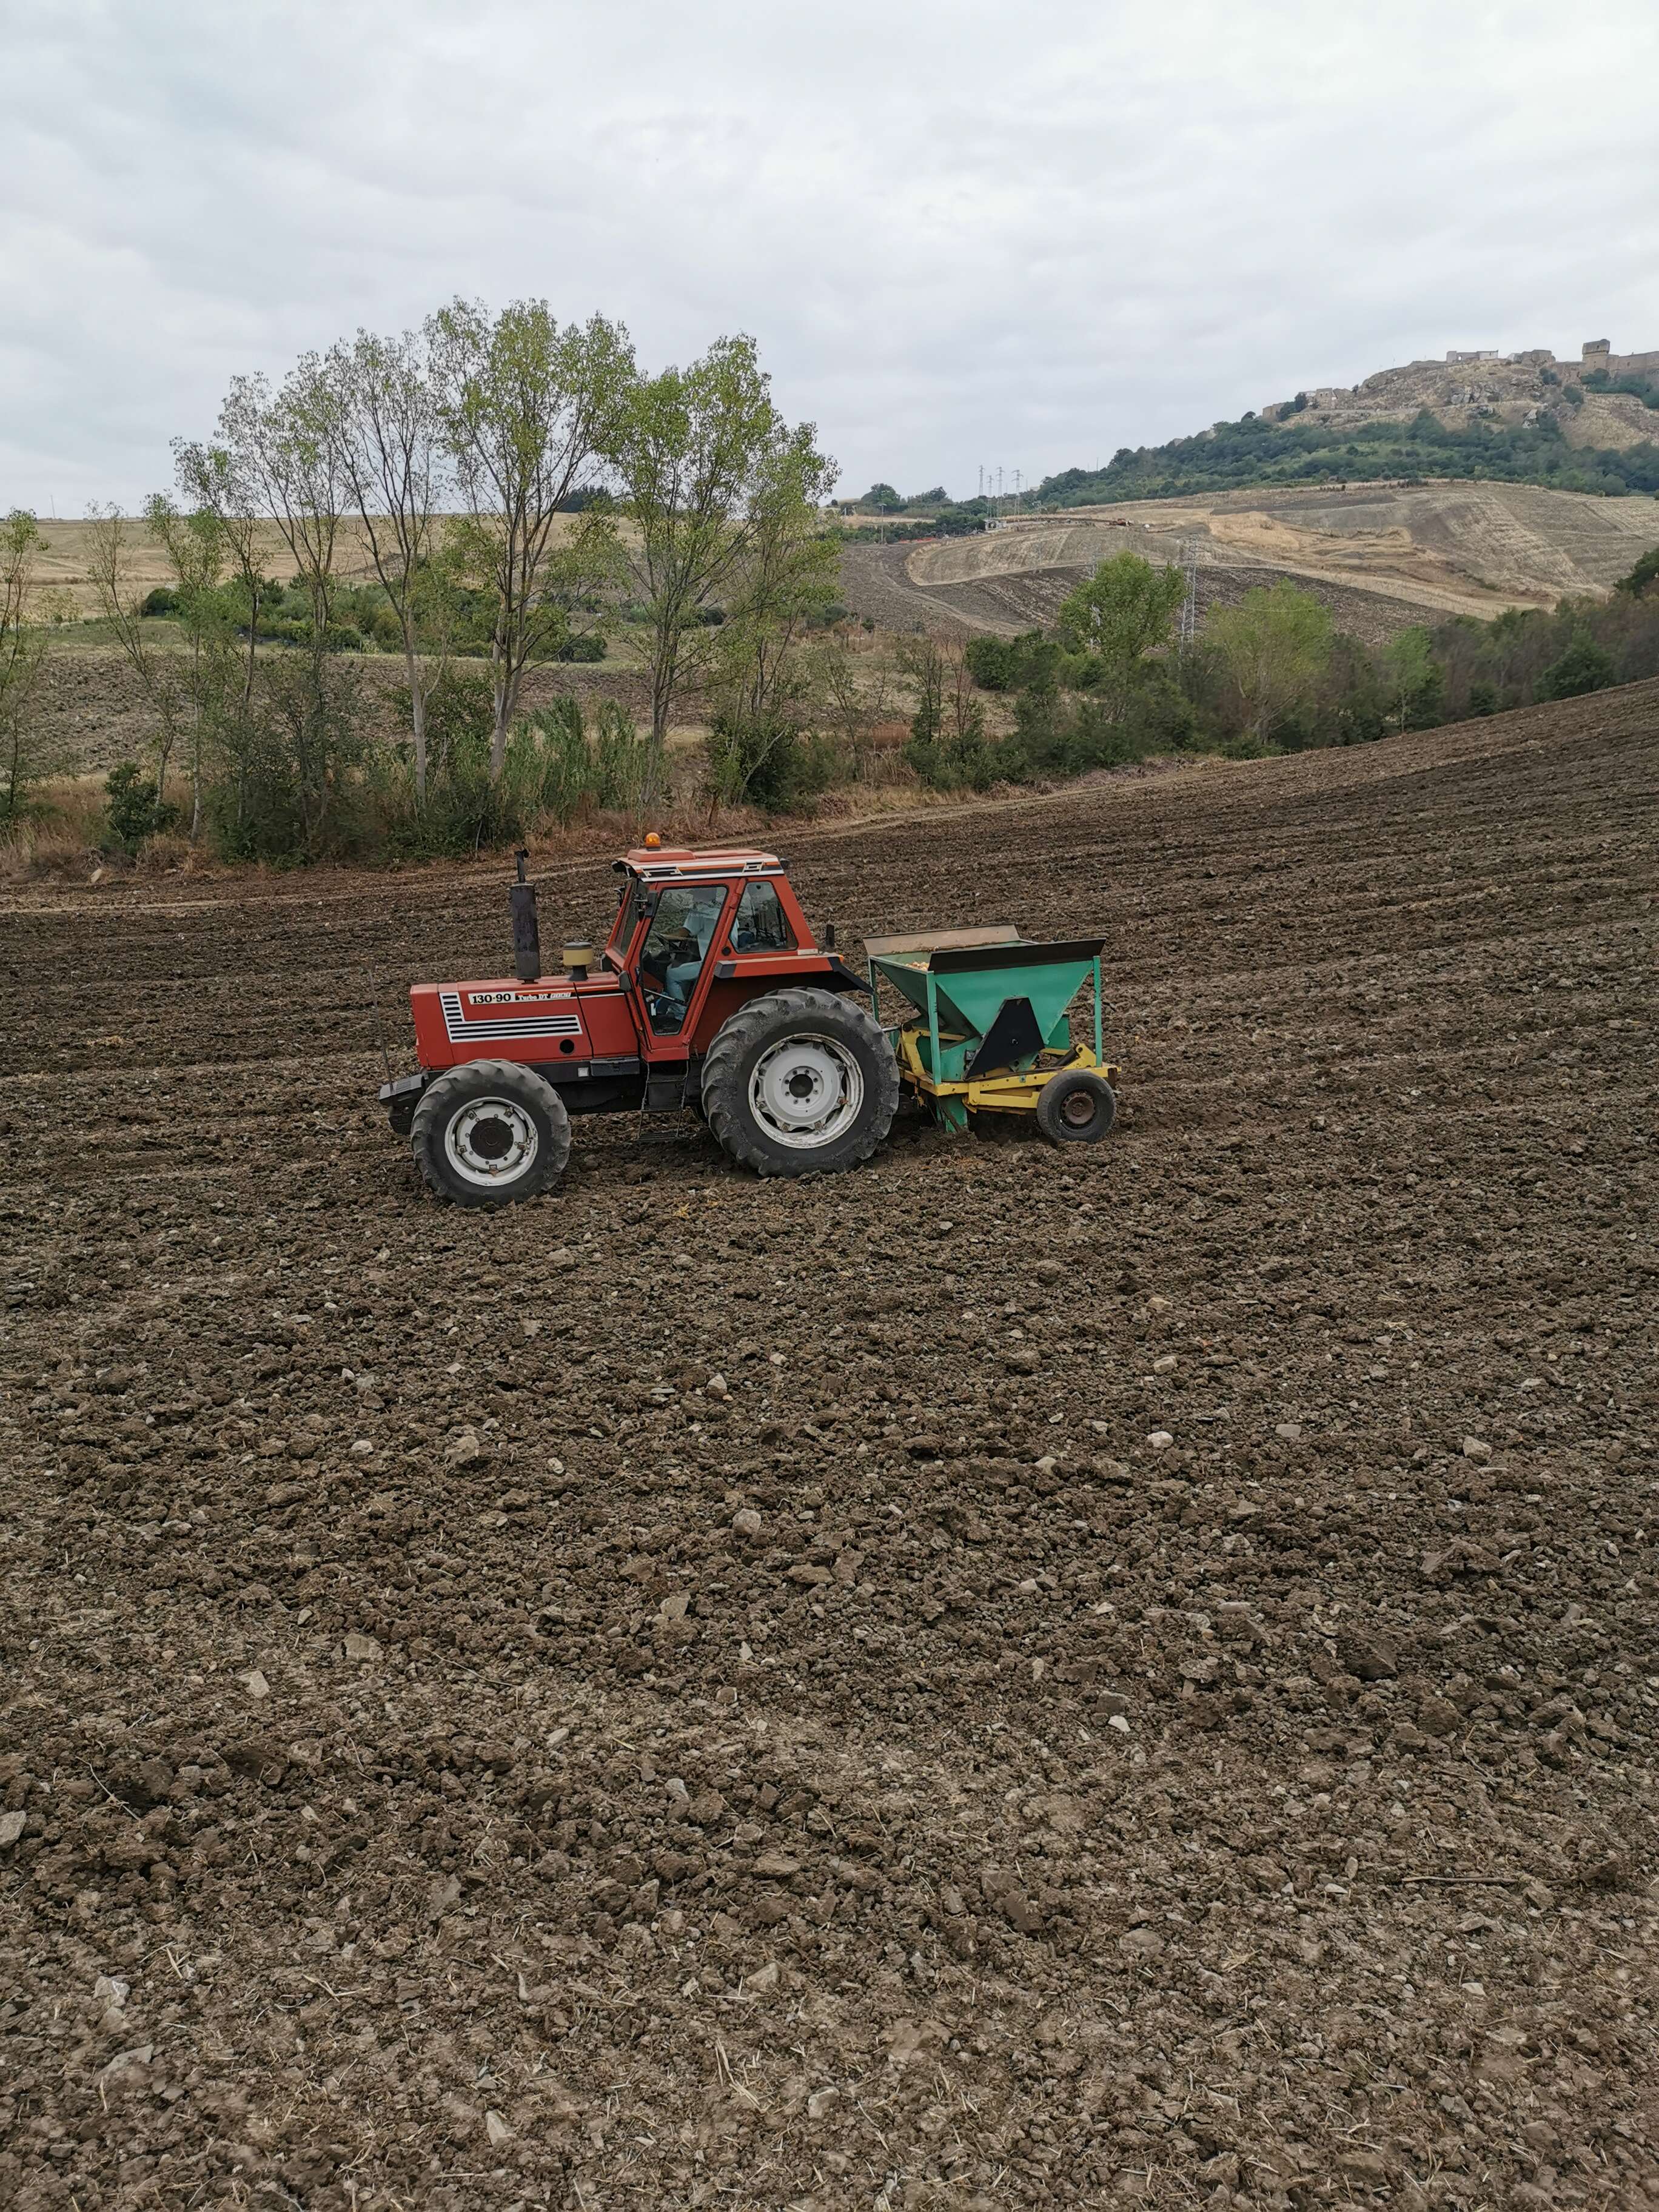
{"left": 525, "top": 696, "right": 648, "bottom": 822}
{"left": 139, "top": 586, "right": 180, "bottom": 618}
{"left": 903, "top": 724, "right": 1004, "bottom": 791}
{"left": 964, "top": 631, "right": 1062, "bottom": 691}
{"left": 706, "top": 714, "right": 838, "bottom": 812}
{"left": 1535, "top": 632, "right": 1617, "bottom": 701}
{"left": 103, "top": 761, "right": 179, "bottom": 855}
{"left": 207, "top": 658, "right": 364, "bottom": 863}
{"left": 554, "top": 632, "right": 607, "bottom": 661}
{"left": 1118, "top": 675, "right": 1200, "bottom": 755}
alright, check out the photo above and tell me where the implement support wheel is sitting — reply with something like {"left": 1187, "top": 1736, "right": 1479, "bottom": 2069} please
{"left": 1036, "top": 1067, "right": 1116, "bottom": 1147}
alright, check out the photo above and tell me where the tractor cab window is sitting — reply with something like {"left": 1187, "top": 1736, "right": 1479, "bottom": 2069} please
{"left": 731, "top": 880, "right": 794, "bottom": 953}
{"left": 608, "top": 880, "right": 643, "bottom": 957}
{"left": 638, "top": 884, "right": 729, "bottom": 1034}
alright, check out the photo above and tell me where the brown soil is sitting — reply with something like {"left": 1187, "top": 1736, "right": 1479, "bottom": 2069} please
{"left": 2, "top": 682, "right": 1657, "bottom": 2210}
{"left": 30, "top": 651, "right": 656, "bottom": 779}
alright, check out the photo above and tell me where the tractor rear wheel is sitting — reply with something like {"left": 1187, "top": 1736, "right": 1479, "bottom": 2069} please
{"left": 702, "top": 988, "right": 899, "bottom": 1178}
{"left": 1036, "top": 1067, "right": 1116, "bottom": 1147}
{"left": 411, "top": 1059, "right": 571, "bottom": 1206}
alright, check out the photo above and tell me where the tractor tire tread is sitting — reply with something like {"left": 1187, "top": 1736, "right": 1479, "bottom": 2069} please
{"left": 410, "top": 1057, "right": 572, "bottom": 1207}
{"left": 702, "top": 987, "right": 898, "bottom": 1179}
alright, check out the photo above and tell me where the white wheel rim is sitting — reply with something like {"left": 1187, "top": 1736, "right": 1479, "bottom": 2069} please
{"left": 749, "top": 1034, "right": 865, "bottom": 1151}
{"left": 444, "top": 1096, "right": 540, "bottom": 1188}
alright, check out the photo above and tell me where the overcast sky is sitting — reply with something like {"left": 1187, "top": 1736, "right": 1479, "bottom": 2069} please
{"left": 4, "top": 0, "right": 1655, "bottom": 511}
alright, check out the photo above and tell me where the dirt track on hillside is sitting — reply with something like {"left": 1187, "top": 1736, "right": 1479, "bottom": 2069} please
{"left": 2, "top": 683, "right": 1657, "bottom": 2209}
{"left": 839, "top": 543, "right": 1446, "bottom": 646}
{"left": 844, "top": 483, "right": 1659, "bottom": 644}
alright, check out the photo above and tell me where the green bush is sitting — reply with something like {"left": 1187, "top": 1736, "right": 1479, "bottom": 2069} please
{"left": 206, "top": 659, "right": 364, "bottom": 863}
{"left": 706, "top": 715, "right": 839, "bottom": 813}
{"left": 964, "top": 631, "right": 1062, "bottom": 691}
{"left": 139, "top": 586, "right": 180, "bottom": 618}
{"left": 903, "top": 725, "right": 1004, "bottom": 791}
{"left": 1535, "top": 632, "right": 1617, "bottom": 700}
{"left": 104, "top": 762, "right": 179, "bottom": 854}
{"left": 525, "top": 696, "right": 649, "bottom": 822}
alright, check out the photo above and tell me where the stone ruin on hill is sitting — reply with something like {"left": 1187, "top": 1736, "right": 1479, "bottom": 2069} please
{"left": 1261, "top": 338, "right": 1659, "bottom": 438}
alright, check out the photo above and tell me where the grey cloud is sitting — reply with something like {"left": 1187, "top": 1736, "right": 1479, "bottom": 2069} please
{"left": 2, "top": 0, "right": 1654, "bottom": 508}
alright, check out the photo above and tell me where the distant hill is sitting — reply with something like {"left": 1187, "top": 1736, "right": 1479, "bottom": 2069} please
{"left": 1039, "top": 339, "right": 1659, "bottom": 507}
{"left": 838, "top": 479, "right": 1659, "bottom": 643}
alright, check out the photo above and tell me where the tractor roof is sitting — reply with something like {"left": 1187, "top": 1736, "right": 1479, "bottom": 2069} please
{"left": 615, "top": 845, "right": 784, "bottom": 883}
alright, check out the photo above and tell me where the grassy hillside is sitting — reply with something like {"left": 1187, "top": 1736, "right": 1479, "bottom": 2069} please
{"left": 1037, "top": 406, "right": 1659, "bottom": 508}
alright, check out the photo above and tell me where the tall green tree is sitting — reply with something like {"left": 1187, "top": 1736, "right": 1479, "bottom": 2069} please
{"left": 1054, "top": 551, "right": 1186, "bottom": 714}
{"left": 84, "top": 505, "right": 192, "bottom": 805}
{"left": 429, "top": 298, "right": 631, "bottom": 779}
{"left": 1206, "top": 581, "right": 1335, "bottom": 743}
{"left": 605, "top": 333, "right": 834, "bottom": 802}
{"left": 0, "top": 511, "right": 59, "bottom": 825}
{"left": 171, "top": 435, "right": 271, "bottom": 712}
{"left": 144, "top": 494, "right": 235, "bottom": 836}
{"left": 1378, "top": 625, "right": 1445, "bottom": 732}
{"left": 710, "top": 478, "right": 840, "bottom": 731}
{"left": 216, "top": 357, "right": 347, "bottom": 690}
{"left": 328, "top": 326, "right": 446, "bottom": 802}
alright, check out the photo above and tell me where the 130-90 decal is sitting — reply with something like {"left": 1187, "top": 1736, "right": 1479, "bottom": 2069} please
{"left": 440, "top": 990, "right": 583, "bottom": 1042}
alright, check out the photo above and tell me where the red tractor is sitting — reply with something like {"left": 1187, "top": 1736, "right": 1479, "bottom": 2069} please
{"left": 380, "top": 842, "right": 900, "bottom": 1205}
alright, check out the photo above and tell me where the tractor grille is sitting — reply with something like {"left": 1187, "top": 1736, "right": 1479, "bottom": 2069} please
{"left": 439, "top": 991, "right": 583, "bottom": 1042}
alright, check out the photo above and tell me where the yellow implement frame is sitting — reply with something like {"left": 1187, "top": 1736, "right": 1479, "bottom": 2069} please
{"left": 894, "top": 1024, "right": 1119, "bottom": 1124}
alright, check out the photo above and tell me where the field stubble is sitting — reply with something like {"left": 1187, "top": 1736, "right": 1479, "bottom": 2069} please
{"left": 0, "top": 683, "right": 1655, "bottom": 2208}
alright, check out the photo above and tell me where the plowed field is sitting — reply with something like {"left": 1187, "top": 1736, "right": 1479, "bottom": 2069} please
{"left": 2, "top": 682, "right": 1657, "bottom": 2210}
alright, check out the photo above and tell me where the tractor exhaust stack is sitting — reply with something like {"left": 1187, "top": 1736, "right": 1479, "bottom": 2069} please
{"left": 509, "top": 850, "right": 541, "bottom": 982}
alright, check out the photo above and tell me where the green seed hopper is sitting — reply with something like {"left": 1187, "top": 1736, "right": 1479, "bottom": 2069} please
{"left": 865, "top": 926, "right": 1119, "bottom": 1142}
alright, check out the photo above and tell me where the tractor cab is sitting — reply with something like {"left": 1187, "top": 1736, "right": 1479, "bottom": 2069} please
{"left": 600, "top": 846, "right": 828, "bottom": 1050}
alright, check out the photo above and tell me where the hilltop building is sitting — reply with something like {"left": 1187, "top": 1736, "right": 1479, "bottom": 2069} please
{"left": 1261, "top": 338, "right": 1659, "bottom": 449}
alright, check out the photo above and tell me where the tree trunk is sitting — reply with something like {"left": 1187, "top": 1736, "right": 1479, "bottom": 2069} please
{"left": 490, "top": 636, "right": 510, "bottom": 783}
{"left": 406, "top": 637, "right": 427, "bottom": 806}
{"left": 243, "top": 584, "right": 259, "bottom": 710}
{"left": 642, "top": 632, "right": 677, "bottom": 812}
{"left": 189, "top": 632, "right": 203, "bottom": 843}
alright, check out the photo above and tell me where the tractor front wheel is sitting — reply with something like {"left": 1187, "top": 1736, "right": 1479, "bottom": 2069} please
{"left": 410, "top": 1059, "right": 571, "bottom": 1206}
{"left": 1036, "top": 1067, "right": 1116, "bottom": 1147}
{"left": 702, "top": 988, "right": 899, "bottom": 1177}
